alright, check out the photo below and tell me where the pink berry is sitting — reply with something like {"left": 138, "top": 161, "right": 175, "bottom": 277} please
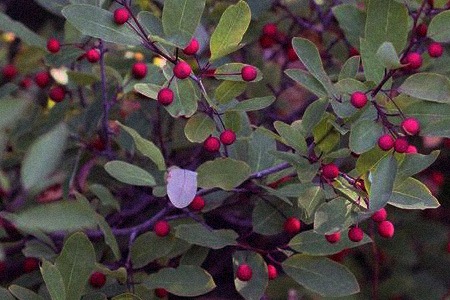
{"left": 322, "top": 163, "right": 339, "bottom": 180}
{"left": 154, "top": 220, "right": 170, "bottom": 237}
{"left": 49, "top": 86, "right": 66, "bottom": 102}
{"left": 371, "top": 208, "right": 387, "bottom": 223}
{"left": 132, "top": 62, "right": 147, "bottom": 79}
{"left": 378, "top": 134, "right": 395, "bottom": 151}
{"left": 2, "top": 64, "right": 17, "bottom": 80}
{"left": 89, "top": 272, "right": 106, "bottom": 288}
{"left": 183, "top": 38, "right": 200, "bottom": 56}
{"left": 46, "top": 38, "right": 61, "bottom": 53}
{"left": 325, "top": 232, "right": 341, "bottom": 244}
{"left": 262, "top": 23, "right": 277, "bottom": 37}
{"left": 23, "top": 257, "right": 39, "bottom": 273}
{"left": 377, "top": 220, "right": 395, "bottom": 238}
{"left": 350, "top": 91, "right": 368, "bottom": 109}
{"left": 406, "top": 145, "right": 418, "bottom": 154}
{"left": 401, "top": 117, "right": 420, "bottom": 135}
{"left": 35, "top": 71, "right": 51, "bottom": 88}
{"left": 428, "top": 42, "right": 444, "bottom": 58}
{"left": 267, "top": 264, "right": 277, "bottom": 280}
{"left": 236, "top": 264, "right": 253, "bottom": 281}
{"left": 189, "top": 195, "right": 205, "bottom": 211}
{"left": 86, "top": 49, "right": 101, "bottom": 63}
{"left": 113, "top": 7, "right": 129, "bottom": 25}
{"left": 283, "top": 217, "right": 301, "bottom": 234}
{"left": 403, "top": 52, "right": 422, "bottom": 70}
{"left": 220, "top": 129, "right": 236, "bottom": 145}
{"left": 155, "top": 288, "right": 168, "bottom": 298}
{"left": 415, "top": 23, "right": 428, "bottom": 37}
{"left": 157, "top": 88, "right": 174, "bottom": 106}
{"left": 203, "top": 136, "right": 220, "bottom": 152}
{"left": 173, "top": 61, "right": 191, "bottom": 79}
{"left": 241, "top": 66, "right": 257, "bottom": 81}
{"left": 394, "top": 138, "right": 409, "bottom": 153}
{"left": 348, "top": 227, "right": 364, "bottom": 242}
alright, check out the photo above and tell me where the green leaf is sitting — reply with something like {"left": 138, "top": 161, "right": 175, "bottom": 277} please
{"left": 175, "top": 223, "right": 238, "bottom": 249}
{"left": 252, "top": 197, "right": 295, "bottom": 235}
{"left": 210, "top": 1, "right": 251, "bottom": 60}
{"left": 368, "top": 155, "right": 397, "bottom": 212}
{"left": 230, "top": 96, "right": 276, "bottom": 112}
{"left": 332, "top": 4, "right": 365, "bottom": 48}
{"left": 215, "top": 81, "right": 246, "bottom": 104}
{"left": 162, "top": 0, "right": 206, "bottom": 47}
{"left": 40, "top": 260, "right": 66, "bottom": 300}
{"left": 396, "top": 151, "right": 440, "bottom": 180}
{"left": 248, "top": 128, "right": 277, "bottom": 173}
{"left": 282, "top": 255, "right": 360, "bottom": 297}
{"left": 314, "top": 197, "right": 354, "bottom": 235}
{"left": 284, "top": 69, "right": 328, "bottom": 97}
{"left": 312, "top": 113, "right": 340, "bottom": 154}
{"left": 349, "top": 120, "right": 383, "bottom": 154}
{"left": 297, "top": 185, "right": 326, "bottom": 223}
{"left": 376, "top": 42, "right": 402, "bottom": 69}
{"left": 0, "top": 97, "right": 28, "bottom": 129}
{"left": 116, "top": 122, "right": 166, "bottom": 170}
{"left": 62, "top": 5, "right": 141, "bottom": 45}
{"left": 111, "top": 294, "right": 142, "bottom": 300}
{"left": 180, "top": 246, "right": 209, "bottom": 266}
{"left": 291, "top": 37, "right": 339, "bottom": 99}
{"left": 131, "top": 232, "right": 177, "bottom": 268}
{"left": 0, "top": 287, "right": 13, "bottom": 300}
{"left": 138, "top": 11, "right": 164, "bottom": 37}
{"left": 8, "top": 285, "right": 44, "bottom": 300}
{"left": 134, "top": 83, "right": 159, "bottom": 100}
{"left": 356, "top": 147, "right": 390, "bottom": 174}
{"left": 274, "top": 121, "right": 307, "bottom": 155}
{"left": 398, "top": 73, "right": 450, "bottom": 103}
{"left": 360, "top": 38, "right": 385, "bottom": 83}
{"left": 21, "top": 123, "right": 69, "bottom": 191}
{"left": 233, "top": 251, "right": 268, "bottom": 300}
{"left": 164, "top": 77, "right": 199, "bottom": 118}
{"left": 288, "top": 229, "right": 371, "bottom": 256}
{"left": 389, "top": 177, "right": 440, "bottom": 209}
{"left": 428, "top": 10, "right": 450, "bottom": 42}
{"left": 143, "top": 265, "right": 216, "bottom": 297}
{"left": 184, "top": 113, "right": 216, "bottom": 143}
{"left": 0, "top": 12, "right": 46, "bottom": 48}
{"left": 55, "top": 232, "right": 96, "bottom": 300}
{"left": 301, "top": 98, "right": 329, "bottom": 135}
{"left": 96, "top": 214, "right": 121, "bottom": 261}
{"left": 67, "top": 71, "right": 100, "bottom": 86}
{"left": 339, "top": 56, "right": 361, "bottom": 81}
{"left": 104, "top": 161, "right": 156, "bottom": 187}
{"left": 89, "top": 184, "right": 120, "bottom": 212}
{"left": 197, "top": 158, "right": 251, "bottom": 190}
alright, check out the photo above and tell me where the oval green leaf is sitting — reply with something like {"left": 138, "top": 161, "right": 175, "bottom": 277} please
{"left": 197, "top": 158, "right": 251, "bottom": 190}
{"left": 104, "top": 161, "right": 156, "bottom": 187}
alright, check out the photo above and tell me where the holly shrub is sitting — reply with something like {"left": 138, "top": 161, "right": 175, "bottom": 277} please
{"left": 0, "top": 0, "right": 450, "bottom": 299}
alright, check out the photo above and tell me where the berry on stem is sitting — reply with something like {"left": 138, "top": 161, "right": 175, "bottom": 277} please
{"left": 325, "top": 232, "right": 341, "bottom": 244}
{"left": 157, "top": 88, "right": 174, "bottom": 106}
{"left": 377, "top": 220, "right": 395, "bottom": 238}
{"left": 220, "top": 129, "right": 236, "bottom": 145}
{"left": 378, "top": 134, "right": 395, "bottom": 151}
{"left": 283, "top": 217, "right": 301, "bottom": 234}
{"left": 241, "top": 66, "right": 257, "bottom": 81}
{"left": 86, "top": 49, "right": 101, "bottom": 63}
{"left": 406, "top": 145, "right": 418, "bottom": 154}
{"left": 189, "top": 195, "right": 205, "bottom": 211}
{"left": 428, "top": 42, "right": 444, "bottom": 58}
{"left": 2, "top": 64, "right": 17, "bottom": 80}
{"left": 113, "top": 7, "right": 129, "bottom": 25}
{"left": 262, "top": 23, "right": 277, "bottom": 37}
{"left": 401, "top": 117, "right": 420, "bottom": 135}
{"left": 371, "top": 208, "right": 387, "bottom": 223}
{"left": 23, "top": 257, "right": 39, "bottom": 273}
{"left": 348, "top": 227, "right": 364, "bottom": 242}
{"left": 154, "top": 220, "right": 170, "bottom": 237}
{"left": 236, "top": 264, "right": 253, "bottom": 281}
{"left": 49, "top": 86, "right": 66, "bottom": 102}
{"left": 394, "top": 138, "right": 409, "bottom": 153}
{"left": 35, "top": 71, "right": 51, "bottom": 88}
{"left": 173, "top": 61, "right": 192, "bottom": 79}
{"left": 322, "top": 163, "right": 339, "bottom": 180}
{"left": 155, "top": 288, "right": 168, "bottom": 298}
{"left": 403, "top": 52, "right": 422, "bottom": 70}
{"left": 267, "top": 264, "right": 278, "bottom": 280}
{"left": 183, "top": 38, "right": 200, "bottom": 56}
{"left": 46, "top": 38, "right": 61, "bottom": 53}
{"left": 89, "top": 272, "right": 106, "bottom": 288}
{"left": 132, "top": 62, "right": 147, "bottom": 79}
{"left": 203, "top": 136, "right": 220, "bottom": 152}
{"left": 350, "top": 91, "right": 368, "bottom": 109}
{"left": 415, "top": 23, "right": 428, "bottom": 37}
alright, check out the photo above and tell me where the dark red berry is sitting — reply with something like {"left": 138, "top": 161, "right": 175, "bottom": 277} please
{"left": 325, "top": 232, "right": 341, "bottom": 244}
{"left": 203, "top": 136, "right": 220, "bottom": 152}
{"left": 241, "top": 66, "right": 257, "bottom": 81}
{"left": 220, "top": 129, "right": 236, "bottom": 145}
{"left": 415, "top": 23, "right": 428, "bottom": 37}
{"left": 20, "top": 77, "right": 33, "bottom": 89}
{"left": 236, "top": 264, "right": 253, "bottom": 281}
{"left": 348, "top": 227, "right": 364, "bottom": 242}
{"left": 322, "top": 163, "right": 339, "bottom": 180}
{"left": 262, "top": 23, "right": 277, "bottom": 37}
{"left": 428, "top": 42, "right": 444, "bottom": 58}
{"left": 113, "top": 7, "right": 129, "bottom": 25}
{"left": 35, "top": 71, "right": 51, "bottom": 88}
{"left": 2, "top": 64, "right": 17, "bottom": 80}
{"left": 23, "top": 257, "right": 39, "bottom": 273}
{"left": 286, "top": 46, "right": 298, "bottom": 61}
{"left": 89, "top": 272, "right": 106, "bottom": 288}
{"left": 349, "top": 47, "right": 359, "bottom": 57}
{"left": 47, "top": 38, "right": 61, "bottom": 53}
{"left": 173, "top": 61, "right": 191, "bottom": 79}
{"left": 155, "top": 288, "right": 168, "bottom": 298}
{"left": 157, "top": 88, "right": 174, "bottom": 106}
{"left": 154, "top": 220, "right": 170, "bottom": 237}
{"left": 283, "top": 217, "right": 301, "bottom": 234}
{"left": 86, "top": 49, "right": 101, "bottom": 63}
{"left": 132, "top": 62, "right": 147, "bottom": 79}
{"left": 259, "top": 35, "right": 276, "bottom": 49}
{"left": 189, "top": 195, "right": 205, "bottom": 211}
{"left": 183, "top": 38, "right": 200, "bottom": 56}
{"left": 49, "top": 86, "right": 66, "bottom": 102}
{"left": 430, "top": 171, "right": 445, "bottom": 186}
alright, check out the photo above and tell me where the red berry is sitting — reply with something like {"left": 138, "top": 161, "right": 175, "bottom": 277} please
{"left": 378, "top": 134, "right": 395, "bottom": 151}
{"left": 286, "top": 46, "right": 298, "bottom": 61}
{"left": 35, "top": 71, "right": 51, "bottom": 88}
{"left": 325, "top": 232, "right": 341, "bottom": 244}
{"left": 113, "top": 7, "right": 129, "bottom": 25}
{"left": 23, "top": 257, "right": 39, "bottom": 273}
{"left": 377, "top": 220, "right": 395, "bottom": 238}
{"left": 350, "top": 91, "right": 368, "bottom": 109}
{"left": 403, "top": 52, "right": 422, "bottom": 70}
{"left": 91, "top": 136, "right": 106, "bottom": 152}
{"left": 173, "top": 61, "right": 191, "bottom": 79}
{"left": 49, "top": 86, "right": 66, "bottom": 102}
{"left": 2, "top": 64, "right": 17, "bottom": 80}
{"left": 262, "top": 23, "right": 277, "bottom": 37}
{"left": 349, "top": 47, "right": 359, "bottom": 57}
{"left": 154, "top": 220, "right": 170, "bottom": 237}
{"left": 406, "top": 145, "right": 418, "bottom": 154}
{"left": 157, "top": 88, "right": 174, "bottom": 106}
{"left": 236, "top": 264, "right": 253, "bottom": 281}
{"left": 322, "top": 163, "right": 339, "bottom": 180}
{"left": 183, "top": 38, "right": 200, "bottom": 56}
{"left": 203, "top": 136, "right": 220, "bottom": 152}
{"left": 86, "top": 49, "right": 101, "bottom": 63}
{"left": 348, "top": 227, "right": 364, "bottom": 242}
{"left": 428, "top": 42, "right": 444, "bottom": 58}
{"left": 430, "top": 171, "right": 445, "bottom": 186}
{"left": 394, "top": 138, "right": 409, "bottom": 153}
{"left": 241, "top": 66, "right": 257, "bottom": 82}
{"left": 189, "top": 195, "right": 205, "bottom": 211}
{"left": 259, "top": 35, "right": 276, "bottom": 49}
{"left": 267, "top": 264, "right": 277, "bottom": 280}
{"left": 401, "top": 117, "right": 420, "bottom": 135}
{"left": 371, "top": 208, "right": 387, "bottom": 223}
{"left": 47, "top": 38, "right": 61, "bottom": 53}
{"left": 220, "top": 129, "right": 236, "bottom": 145}
{"left": 89, "top": 272, "right": 106, "bottom": 288}
{"left": 20, "top": 77, "right": 33, "bottom": 89}
{"left": 155, "top": 288, "right": 168, "bottom": 298}
{"left": 283, "top": 217, "right": 301, "bottom": 234}
{"left": 415, "top": 23, "right": 428, "bottom": 37}
{"left": 132, "top": 62, "right": 147, "bottom": 79}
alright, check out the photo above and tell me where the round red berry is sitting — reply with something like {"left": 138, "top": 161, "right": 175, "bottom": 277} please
{"left": 20, "top": 77, "right": 33, "bottom": 89}
{"left": 267, "top": 264, "right": 277, "bottom": 280}
{"left": 259, "top": 35, "right": 276, "bottom": 49}
{"left": 220, "top": 129, "right": 236, "bottom": 145}
{"left": 189, "top": 195, "right": 205, "bottom": 211}
{"left": 430, "top": 171, "right": 445, "bottom": 186}
{"left": 173, "top": 61, "right": 191, "bottom": 79}
{"left": 262, "top": 23, "right": 277, "bottom": 37}
{"left": 89, "top": 272, "right": 106, "bottom": 288}
{"left": 286, "top": 46, "right": 298, "bottom": 61}
{"left": 401, "top": 117, "right": 420, "bottom": 135}
{"left": 236, "top": 264, "right": 253, "bottom": 281}
{"left": 47, "top": 38, "right": 61, "bottom": 53}
{"left": 394, "top": 138, "right": 409, "bottom": 153}
{"left": 157, "top": 88, "right": 174, "bottom": 106}
{"left": 113, "top": 7, "right": 129, "bottom": 25}
{"left": 154, "top": 220, "right": 170, "bottom": 237}
{"left": 403, "top": 52, "right": 422, "bottom": 70}
{"left": 350, "top": 91, "right": 368, "bottom": 109}
{"left": 203, "top": 136, "right": 220, "bottom": 152}
{"left": 415, "top": 23, "right": 428, "bottom": 37}
{"left": 428, "top": 42, "right": 444, "bottom": 58}
{"left": 49, "top": 86, "right": 66, "bottom": 102}
{"left": 371, "top": 208, "right": 387, "bottom": 223}
{"left": 349, "top": 47, "right": 359, "bottom": 57}
{"left": 35, "top": 71, "right": 51, "bottom": 88}
{"left": 378, "top": 134, "right": 395, "bottom": 151}
{"left": 155, "top": 288, "right": 168, "bottom": 298}
{"left": 23, "top": 257, "right": 39, "bottom": 273}
{"left": 322, "top": 163, "right": 339, "bottom": 180}
{"left": 406, "top": 145, "right": 418, "bottom": 154}
{"left": 86, "top": 49, "right": 101, "bottom": 63}
{"left": 241, "top": 66, "right": 257, "bottom": 82}
{"left": 2, "top": 64, "right": 17, "bottom": 80}
{"left": 348, "top": 227, "right": 364, "bottom": 242}
{"left": 377, "top": 220, "right": 395, "bottom": 238}
{"left": 325, "top": 232, "right": 341, "bottom": 244}
{"left": 283, "top": 217, "right": 301, "bottom": 234}
{"left": 132, "top": 62, "right": 147, "bottom": 79}
{"left": 183, "top": 38, "right": 200, "bottom": 56}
